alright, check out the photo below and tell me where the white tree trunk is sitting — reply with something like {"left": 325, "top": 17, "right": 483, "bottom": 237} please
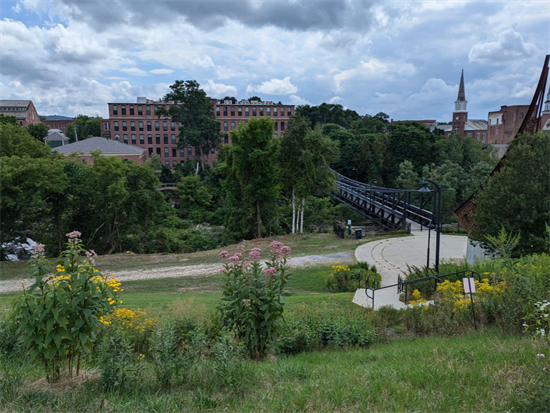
{"left": 300, "top": 197, "right": 305, "bottom": 233}
{"left": 292, "top": 187, "right": 296, "bottom": 234}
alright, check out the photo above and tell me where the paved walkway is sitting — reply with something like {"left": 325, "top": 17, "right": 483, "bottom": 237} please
{"left": 353, "top": 228, "right": 468, "bottom": 310}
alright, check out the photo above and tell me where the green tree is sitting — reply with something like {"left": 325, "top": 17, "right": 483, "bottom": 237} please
{"left": 176, "top": 175, "right": 213, "bottom": 223}
{"left": 0, "top": 114, "right": 18, "bottom": 125}
{"left": 221, "top": 118, "right": 280, "bottom": 239}
{"left": 279, "top": 116, "right": 339, "bottom": 233}
{"left": 469, "top": 132, "right": 550, "bottom": 255}
{"left": 25, "top": 122, "right": 50, "bottom": 141}
{"left": 65, "top": 115, "right": 101, "bottom": 142}
{"left": 0, "top": 123, "right": 51, "bottom": 158}
{"left": 158, "top": 80, "right": 221, "bottom": 171}
{"left": 395, "top": 160, "right": 420, "bottom": 190}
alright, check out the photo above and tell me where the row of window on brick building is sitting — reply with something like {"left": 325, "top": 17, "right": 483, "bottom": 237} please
{"left": 111, "top": 104, "right": 292, "bottom": 118}
{"left": 110, "top": 119, "right": 285, "bottom": 133}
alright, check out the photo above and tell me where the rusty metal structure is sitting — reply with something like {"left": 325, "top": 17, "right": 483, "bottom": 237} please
{"left": 453, "top": 54, "right": 550, "bottom": 231}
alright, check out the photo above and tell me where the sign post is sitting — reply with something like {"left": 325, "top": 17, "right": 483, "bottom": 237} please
{"left": 463, "top": 278, "right": 477, "bottom": 330}
{"left": 347, "top": 219, "right": 352, "bottom": 236}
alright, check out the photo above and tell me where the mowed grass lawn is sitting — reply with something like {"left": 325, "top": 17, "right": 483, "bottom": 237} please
{"left": 1, "top": 332, "right": 547, "bottom": 412}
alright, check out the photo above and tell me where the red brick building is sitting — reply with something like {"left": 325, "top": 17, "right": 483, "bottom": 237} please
{"left": 42, "top": 116, "right": 74, "bottom": 132}
{"left": 486, "top": 105, "right": 532, "bottom": 145}
{"left": 102, "top": 97, "right": 295, "bottom": 166}
{"left": 0, "top": 100, "right": 40, "bottom": 126}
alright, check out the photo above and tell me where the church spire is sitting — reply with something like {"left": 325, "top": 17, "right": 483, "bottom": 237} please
{"left": 457, "top": 69, "right": 466, "bottom": 101}
{"left": 454, "top": 69, "right": 468, "bottom": 113}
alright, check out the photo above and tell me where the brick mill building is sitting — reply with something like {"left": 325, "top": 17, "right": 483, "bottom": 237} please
{"left": 102, "top": 97, "right": 295, "bottom": 166}
{"left": 0, "top": 100, "right": 41, "bottom": 126}
{"left": 42, "top": 115, "right": 74, "bottom": 132}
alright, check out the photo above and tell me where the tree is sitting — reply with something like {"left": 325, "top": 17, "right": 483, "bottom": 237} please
{"left": 176, "top": 175, "right": 213, "bottom": 223}
{"left": 65, "top": 115, "right": 101, "bottom": 142}
{"left": 279, "top": 116, "right": 339, "bottom": 233}
{"left": 0, "top": 123, "right": 51, "bottom": 158}
{"left": 395, "top": 160, "right": 420, "bottom": 190}
{"left": 469, "top": 132, "right": 550, "bottom": 255}
{"left": 159, "top": 80, "right": 221, "bottom": 171}
{"left": 0, "top": 114, "right": 18, "bottom": 125}
{"left": 220, "top": 118, "right": 280, "bottom": 239}
{"left": 25, "top": 122, "right": 50, "bottom": 141}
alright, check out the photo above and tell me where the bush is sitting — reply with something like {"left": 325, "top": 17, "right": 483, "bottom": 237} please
{"left": 326, "top": 261, "right": 381, "bottom": 292}
{"left": 96, "top": 332, "right": 137, "bottom": 390}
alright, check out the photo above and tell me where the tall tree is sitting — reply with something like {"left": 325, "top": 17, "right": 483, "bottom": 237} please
{"left": 25, "top": 122, "right": 49, "bottom": 141}
{"left": 158, "top": 80, "right": 221, "bottom": 171}
{"left": 220, "top": 118, "right": 280, "bottom": 239}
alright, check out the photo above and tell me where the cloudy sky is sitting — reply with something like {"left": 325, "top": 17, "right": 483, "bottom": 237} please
{"left": 1, "top": 0, "right": 548, "bottom": 121}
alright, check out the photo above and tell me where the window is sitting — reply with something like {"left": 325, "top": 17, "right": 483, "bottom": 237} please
{"left": 223, "top": 107, "right": 228, "bottom": 116}
{"left": 180, "top": 150, "right": 184, "bottom": 157}
{"left": 137, "top": 121, "right": 143, "bottom": 131}
{"left": 476, "top": 133, "right": 480, "bottom": 139}
{"left": 148, "top": 134, "right": 153, "bottom": 144}
{"left": 231, "top": 121, "right": 235, "bottom": 130}
{"left": 165, "top": 161, "right": 170, "bottom": 166}
{"left": 520, "top": 112, "right": 524, "bottom": 119}
{"left": 164, "top": 134, "right": 168, "bottom": 144}
{"left": 454, "top": 126, "right": 459, "bottom": 134}
{"left": 211, "top": 148, "right": 215, "bottom": 154}
{"left": 281, "top": 122, "right": 285, "bottom": 131}
{"left": 121, "top": 105, "right": 126, "bottom": 115}
{"left": 274, "top": 122, "right": 278, "bottom": 131}
{"left": 216, "top": 106, "right": 220, "bottom": 116}
{"left": 171, "top": 122, "right": 176, "bottom": 131}
{"left": 148, "top": 148, "right": 153, "bottom": 155}
{"left": 131, "top": 134, "right": 136, "bottom": 144}
{"left": 129, "top": 105, "right": 134, "bottom": 115}
{"left": 224, "top": 121, "right": 228, "bottom": 131}
{"left": 163, "top": 121, "right": 167, "bottom": 131}
{"left": 180, "top": 160, "right": 185, "bottom": 165}
{"left": 104, "top": 122, "right": 109, "bottom": 131}
{"left": 187, "top": 147, "right": 192, "bottom": 157}
{"left": 252, "top": 107, "right": 257, "bottom": 116}
{"left": 274, "top": 133, "right": 278, "bottom": 138}
{"left": 138, "top": 105, "right": 143, "bottom": 115}
{"left": 146, "top": 106, "right": 151, "bottom": 116}
{"left": 238, "top": 107, "right": 242, "bottom": 116}
{"left": 156, "top": 134, "right": 160, "bottom": 144}
{"left": 130, "top": 121, "right": 135, "bottom": 131}
{"left": 496, "top": 118, "right": 499, "bottom": 125}
{"left": 140, "top": 134, "right": 145, "bottom": 144}
{"left": 156, "top": 147, "right": 161, "bottom": 155}
{"left": 224, "top": 135, "right": 229, "bottom": 144}
{"left": 123, "top": 134, "right": 128, "bottom": 143}
{"left": 267, "top": 107, "right": 271, "bottom": 115}
{"left": 155, "top": 121, "right": 160, "bottom": 131}
{"left": 467, "top": 133, "right": 472, "bottom": 137}
{"left": 171, "top": 134, "right": 176, "bottom": 144}
{"left": 231, "top": 107, "right": 235, "bottom": 116}
{"left": 274, "top": 107, "right": 278, "bottom": 116}
{"left": 173, "top": 161, "right": 177, "bottom": 167}
{"left": 172, "top": 148, "right": 177, "bottom": 157}
{"left": 287, "top": 107, "right": 292, "bottom": 116}
{"left": 122, "top": 121, "right": 127, "bottom": 131}
{"left": 259, "top": 107, "right": 264, "bottom": 116}
{"left": 112, "top": 105, "right": 118, "bottom": 116}
{"left": 482, "top": 133, "right": 486, "bottom": 143}
{"left": 147, "top": 121, "right": 152, "bottom": 131}
{"left": 114, "top": 121, "right": 119, "bottom": 131}
{"left": 245, "top": 107, "right": 250, "bottom": 116}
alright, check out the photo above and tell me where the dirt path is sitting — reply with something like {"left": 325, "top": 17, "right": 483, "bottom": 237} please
{"left": 0, "top": 251, "right": 353, "bottom": 294}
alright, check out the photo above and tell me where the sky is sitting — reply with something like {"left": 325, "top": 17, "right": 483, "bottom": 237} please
{"left": 1, "top": 0, "right": 549, "bottom": 121}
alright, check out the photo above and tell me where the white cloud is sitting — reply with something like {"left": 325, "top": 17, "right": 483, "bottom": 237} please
{"left": 149, "top": 69, "right": 174, "bottom": 75}
{"left": 468, "top": 29, "right": 537, "bottom": 64}
{"left": 202, "top": 80, "right": 237, "bottom": 97}
{"left": 120, "top": 68, "right": 148, "bottom": 76}
{"left": 289, "top": 95, "right": 310, "bottom": 105}
{"left": 247, "top": 77, "right": 298, "bottom": 95}
{"left": 329, "top": 96, "right": 342, "bottom": 103}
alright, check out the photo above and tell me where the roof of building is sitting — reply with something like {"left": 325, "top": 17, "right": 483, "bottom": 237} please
{"left": 391, "top": 119, "right": 436, "bottom": 124}
{"left": 464, "top": 119, "right": 488, "bottom": 131}
{"left": 0, "top": 100, "right": 31, "bottom": 108}
{"left": 44, "top": 131, "right": 69, "bottom": 142}
{"left": 54, "top": 137, "right": 145, "bottom": 155}
{"left": 457, "top": 70, "right": 466, "bottom": 101}
{"left": 435, "top": 124, "right": 452, "bottom": 132}
{"left": 43, "top": 115, "right": 73, "bottom": 121}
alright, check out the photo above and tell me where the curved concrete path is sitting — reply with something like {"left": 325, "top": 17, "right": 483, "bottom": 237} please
{"left": 353, "top": 229, "right": 468, "bottom": 309}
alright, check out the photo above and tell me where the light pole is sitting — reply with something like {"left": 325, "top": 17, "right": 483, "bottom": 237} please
{"left": 419, "top": 179, "right": 442, "bottom": 273}
{"left": 351, "top": 167, "right": 358, "bottom": 181}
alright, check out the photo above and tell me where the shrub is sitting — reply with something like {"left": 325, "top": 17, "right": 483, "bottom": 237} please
{"left": 12, "top": 232, "right": 121, "bottom": 382}
{"left": 326, "top": 261, "right": 381, "bottom": 292}
{"left": 96, "top": 332, "right": 136, "bottom": 390}
{"left": 218, "top": 241, "right": 292, "bottom": 359}
{"left": 100, "top": 307, "right": 155, "bottom": 353}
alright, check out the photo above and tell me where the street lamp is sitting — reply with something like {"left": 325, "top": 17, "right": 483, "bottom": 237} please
{"left": 419, "top": 179, "right": 442, "bottom": 273}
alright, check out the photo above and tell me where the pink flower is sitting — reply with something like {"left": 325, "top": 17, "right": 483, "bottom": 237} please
{"left": 264, "top": 267, "right": 277, "bottom": 277}
{"left": 242, "top": 298, "right": 251, "bottom": 306}
{"left": 270, "top": 241, "right": 283, "bottom": 249}
{"left": 65, "top": 230, "right": 81, "bottom": 239}
{"left": 229, "top": 254, "right": 241, "bottom": 264}
{"left": 32, "top": 243, "right": 45, "bottom": 253}
{"left": 249, "top": 248, "right": 262, "bottom": 260}
{"left": 219, "top": 251, "right": 229, "bottom": 260}
{"left": 88, "top": 249, "right": 98, "bottom": 257}
{"left": 281, "top": 246, "right": 291, "bottom": 257}
{"left": 243, "top": 261, "right": 252, "bottom": 269}
{"left": 237, "top": 244, "right": 245, "bottom": 252}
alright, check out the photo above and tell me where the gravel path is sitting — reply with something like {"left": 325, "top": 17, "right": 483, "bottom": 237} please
{"left": 0, "top": 251, "right": 354, "bottom": 294}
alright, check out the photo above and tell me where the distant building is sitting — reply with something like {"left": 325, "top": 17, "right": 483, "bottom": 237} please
{"left": 42, "top": 115, "right": 74, "bottom": 132}
{"left": 102, "top": 96, "right": 295, "bottom": 167}
{"left": 53, "top": 136, "right": 147, "bottom": 165}
{"left": 44, "top": 129, "right": 69, "bottom": 148}
{"left": 541, "top": 89, "right": 550, "bottom": 130}
{"left": 437, "top": 70, "right": 488, "bottom": 141}
{"left": 0, "top": 100, "right": 40, "bottom": 126}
